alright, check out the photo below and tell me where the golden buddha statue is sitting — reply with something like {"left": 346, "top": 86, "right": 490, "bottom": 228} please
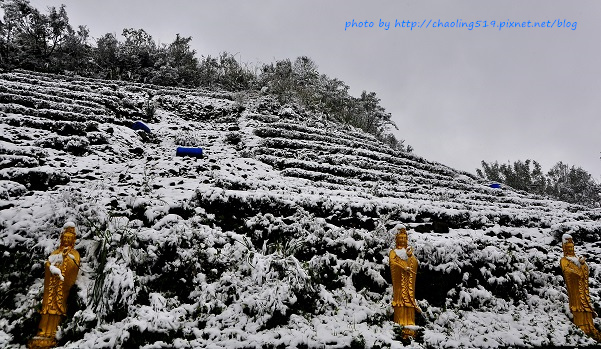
{"left": 560, "top": 234, "right": 601, "bottom": 342}
{"left": 389, "top": 225, "right": 421, "bottom": 336}
{"left": 29, "top": 223, "right": 80, "bottom": 349}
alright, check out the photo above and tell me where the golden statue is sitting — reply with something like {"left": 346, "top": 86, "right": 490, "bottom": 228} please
{"left": 29, "top": 223, "right": 80, "bottom": 349}
{"left": 389, "top": 225, "right": 421, "bottom": 337}
{"left": 560, "top": 234, "right": 601, "bottom": 342}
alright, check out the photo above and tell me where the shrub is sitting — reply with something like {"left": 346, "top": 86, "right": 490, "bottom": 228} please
{"left": 225, "top": 132, "right": 242, "bottom": 145}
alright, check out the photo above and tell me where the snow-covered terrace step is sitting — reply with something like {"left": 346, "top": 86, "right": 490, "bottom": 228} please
{"left": 254, "top": 127, "right": 393, "bottom": 156}
{"left": 0, "top": 165, "right": 70, "bottom": 190}
{"left": 236, "top": 160, "right": 493, "bottom": 208}
{"left": 1, "top": 72, "right": 116, "bottom": 95}
{"left": 0, "top": 125, "right": 91, "bottom": 157}
{"left": 1, "top": 77, "right": 149, "bottom": 118}
{"left": 253, "top": 134, "right": 459, "bottom": 178}
{"left": 377, "top": 179, "right": 564, "bottom": 211}
{"left": 310, "top": 153, "right": 481, "bottom": 191}
{"left": 0, "top": 154, "right": 39, "bottom": 169}
{"left": 1, "top": 73, "right": 151, "bottom": 115}
{"left": 256, "top": 154, "right": 397, "bottom": 182}
{"left": 10, "top": 70, "right": 235, "bottom": 100}
{"left": 192, "top": 180, "right": 565, "bottom": 231}
{"left": 0, "top": 79, "right": 125, "bottom": 110}
{"left": 254, "top": 121, "right": 385, "bottom": 150}
{"left": 455, "top": 189, "right": 595, "bottom": 214}
{"left": 241, "top": 162, "right": 566, "bottom": 228}
{"left": 0, "top": 92, "right": 108, "bottom": 116}
{"left": 253, "top": 148, "right": 415, "bottom": 183}
{"left": 0, "top": 82, "right": 114, "bottom": 111}
{"left": 253, "top": 141, "right": 467, "bottom": 189}
{"left": 252, "top": 138, "right": 566, "bottom": 215}
{"left": 119, "top": 81, "right": 234, "bottom": 100}
{"left": 193, "top": 184, "right": 415, "bottom": 219}
{"left": 156, "top": 98, "right": 239, "bottom": 122}
{"left": 279, "top": 167, "right": 380, "bottom": 188}
{"left": 254, "top": 150, "right": 578, "bottom": 219}
{"left": 7, "top": 70, "right": 126, "bottom": 91}
{"left": 0, "top": 114, "right": 99, "bottom": 138}
{"left": 0, "top": 137, "right": 47, "bottom": 155}
{"left": 0, "top": 103, "right": 115, "bottom": 124}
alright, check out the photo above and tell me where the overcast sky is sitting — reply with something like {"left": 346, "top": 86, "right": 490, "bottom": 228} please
{"left": 29, "top": 0, "right": 601, "bottom": 178}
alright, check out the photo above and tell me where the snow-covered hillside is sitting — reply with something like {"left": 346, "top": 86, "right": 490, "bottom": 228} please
{"left": 0, "top": 70, "right": 600, "bottom": 348}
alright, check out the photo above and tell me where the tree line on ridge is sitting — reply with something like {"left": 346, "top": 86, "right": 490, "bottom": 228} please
{"left": 477, "top": 159, "right": 600, "bottom": 207}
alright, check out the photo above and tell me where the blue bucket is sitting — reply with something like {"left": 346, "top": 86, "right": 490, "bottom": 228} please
{"left": 132, "top": 121, "right": 151, "bottom": 133}
{"left": 489, "top": 183, "right": 501, "bottom": 189}
{"left": 176, "top": 147, "right": 203, "bottom": 158}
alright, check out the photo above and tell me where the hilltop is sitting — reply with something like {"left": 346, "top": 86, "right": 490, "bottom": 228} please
{"left": 0, "top": 70, "right": 600, "bottom": 348}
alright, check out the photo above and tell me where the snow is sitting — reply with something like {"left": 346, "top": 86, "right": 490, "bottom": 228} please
{"left": 49, "top": 264, "right": 64, "bottom": 281}
{"left": 0, "top": 70, "right": 600, "bottom": 348}
{"left": 566, "top": 256, "right": 581, "bottom": 267}
{"left": 394, "top": 248, "right": 408, "bottom": 260}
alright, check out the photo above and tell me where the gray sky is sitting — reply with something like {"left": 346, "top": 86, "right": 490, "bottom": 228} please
{"left": 29, "top": 0, "right": 601, "bottom": 179}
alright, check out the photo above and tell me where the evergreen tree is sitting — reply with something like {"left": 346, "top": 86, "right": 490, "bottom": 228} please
{"left": 546, "top": 162, "right": 600, "bottom": 207}
{"left": 149, "top": 34, "right": 199, "bottom": 86}
{"left": 291, "top": 56, "right": 319, "bottom": 105}
{"left": 118, "top": 28, "right": 157, "bottom": 82}
{"left": 95, "top": 33, "right": 120, "bottom": 79}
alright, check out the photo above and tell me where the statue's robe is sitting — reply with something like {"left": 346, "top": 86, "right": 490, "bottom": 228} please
{"left": 561, "top": 256, "right": 601, "bottom": 340}
{"left": 37, "top": 247, "right": 80, "bottom": 338}
{"left": 390, "top": 248, "right": 419, "bottom": 325}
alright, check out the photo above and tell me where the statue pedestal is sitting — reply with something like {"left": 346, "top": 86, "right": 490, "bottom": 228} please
{"left": 401, "top": 327, "right": 416, "bottom": 339}
{"left": 28, "top": 336, "right": 57, "bottom": 349}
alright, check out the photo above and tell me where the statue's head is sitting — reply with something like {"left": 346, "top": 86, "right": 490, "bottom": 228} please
{"left": 395, "top": 225, "right": 408, "bottom": 249}
{"left": 60, "top": 222, "right": 77, "bottom": 248}
{"left": 562, "top": 234, "right": 575, "bottom": 257}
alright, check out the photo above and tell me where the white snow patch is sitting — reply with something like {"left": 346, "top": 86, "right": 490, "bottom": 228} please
{"left": 566, "top": 256, "right": 581, "bottom": 267}
{"left": 394, "top": 248, "right": 408, "bottom": 260}
{"left": 49, "top": 265, "right": 64, "bottom": 281}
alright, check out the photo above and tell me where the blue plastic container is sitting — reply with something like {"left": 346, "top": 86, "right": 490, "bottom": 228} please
{"left": 132, "top": 121, "right": 151, "bottom": 133}
{"left": 176, "top": 147, "right": 203, "bottom": 158}
{"left": 489, "top": 183, "right": 501, "bottom": 189}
